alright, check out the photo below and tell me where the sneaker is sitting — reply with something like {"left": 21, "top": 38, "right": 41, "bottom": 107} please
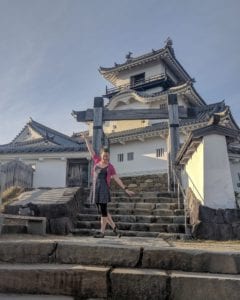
{"left": 93, "top": 231, "right": 105, "bottom": 238}
{"left": 113, "top": 225, "right": 121, "bottom": 238}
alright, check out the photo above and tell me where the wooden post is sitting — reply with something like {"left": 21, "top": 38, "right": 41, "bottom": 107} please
{"left": 93, "top": 97, "right": 104, "bottom": 156}
{"left": 167, "top": 94, "right": 180, "bottom": 191}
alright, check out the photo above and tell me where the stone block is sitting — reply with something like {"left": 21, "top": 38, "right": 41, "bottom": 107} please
{"left": 49, "top": 217, "right": 73, "bottom": 235}
{"left": 0, "top": 241, "right": 55, "bottom": 264}
{"left": 111, "top": 268, "right": 168, "bottom": 300}
{"left": 223, "top": 209, "right": 240, "bottom": 224}
{"left": 142, "top": 248, "right": 240, "bottom": 274}
{"left": 232, "top": 223, "right": 240, "bottom": 239}
{"left": 192, "top": 222, "right": 234, "bottom": 240}
{"left": 0, "top": 264, "right": 109, "bottom": 298}
{"left": 56, "top": 242, "right": 141, "bottom": 267}
{"left": 170, "top": 271, "right": 240, "bottom": 300}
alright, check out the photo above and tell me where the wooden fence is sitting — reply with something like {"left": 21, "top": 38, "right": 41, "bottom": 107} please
{"left": 0, "top": 160, "right": 34, "bottom": 195}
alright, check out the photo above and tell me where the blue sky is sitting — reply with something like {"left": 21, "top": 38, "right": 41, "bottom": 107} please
{"left": 0, "top": 0, "right": 239, "bottom": 144}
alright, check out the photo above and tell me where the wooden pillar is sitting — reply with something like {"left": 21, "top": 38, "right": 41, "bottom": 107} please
{"left": 167, "top": 94, "right": 180, "bottom": 191}
{"left": 93, "top": 97, "right": 104, "bottom": 156}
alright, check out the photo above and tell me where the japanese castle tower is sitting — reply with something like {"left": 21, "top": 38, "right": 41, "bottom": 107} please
{"left": 77, "top": 38, "right": 239, "bottom": 195}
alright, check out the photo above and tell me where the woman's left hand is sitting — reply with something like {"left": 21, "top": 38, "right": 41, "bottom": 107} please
{"left": 125, "top": 189, "right": 135, "bottom": 196}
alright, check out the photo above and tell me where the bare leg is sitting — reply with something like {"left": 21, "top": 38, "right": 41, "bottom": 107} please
{"left": 100, "top": 217, "right": 108, "bottom": 233}
{"left": 107, "top": 213, "right": 116, "bottom": 229}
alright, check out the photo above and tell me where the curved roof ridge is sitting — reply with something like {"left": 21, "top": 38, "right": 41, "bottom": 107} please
{"left": 29, "top": 119, "right": 83, "bottom": 146}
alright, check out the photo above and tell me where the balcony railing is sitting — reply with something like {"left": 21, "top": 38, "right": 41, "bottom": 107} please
{"left": 105, "top": 73, "right": 167, "bottom": 96}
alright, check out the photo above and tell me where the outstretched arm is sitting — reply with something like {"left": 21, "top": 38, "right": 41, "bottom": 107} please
{"left": 81, "top": 133, "right": 95, "bottom": 159}
{"left": 112, "top": 174, "right": 135, "bottom": 196}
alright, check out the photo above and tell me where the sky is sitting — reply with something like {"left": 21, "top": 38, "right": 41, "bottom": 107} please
{"left": 0, "top": 0, "right": 239, "bottom": 144}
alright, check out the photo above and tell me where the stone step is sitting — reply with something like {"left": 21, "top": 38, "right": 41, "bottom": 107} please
{"left": 0, "top": 264, "right": 109, "bottom": 298}
{"left": 111, "top": 191, "right": 177, "bottom": 198}
{"left": 110, "top": 268, "right": 240, "bottom": 300}
{"left": 77, "top": 216, "right": 185, "bottom": 229}
{"left": 71, "top": 228, "right": 160, "bottom": 237}
{"left": 0, "top": 295, "right": 74, "bottom": 300}
{"left": 1, "top": 225, "right": 27, "bottom": 234}
{"left": 75, "top": 221, "right": 186, "bottom": 233}
{"left": 77, "top": 211, "right": 185, "bottom": 222}
{"left": 1, "top": 240, "right": 239, "bottom": 275}
{"left": 110, "top": 196, "right": 181, "bottom": 204}
{"left": 81, "top": 205, "right": 184, "bottom": 215}
{"left": 0, "top": 264, "right": 239, "bottom": 300}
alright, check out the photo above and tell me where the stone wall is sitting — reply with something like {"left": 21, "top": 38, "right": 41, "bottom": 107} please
{"left": 110, "top": 173, "right": 168, "bottom": 193}
{"left": 187, "top": 188, "right": 240, "bottom": 240}
{"left": 4, "top": 187, "right": 89, "bottom": 235}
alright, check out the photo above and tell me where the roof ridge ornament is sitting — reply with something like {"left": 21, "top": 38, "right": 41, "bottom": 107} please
{"left": 125, "top": 51, "right": 133, "bottom": 61}
{"left": 164, "top": 37, "right": 175, "bottom": 57}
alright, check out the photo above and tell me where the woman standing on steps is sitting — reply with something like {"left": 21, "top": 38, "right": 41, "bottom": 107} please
{"left": 82, "top": 133, "right": 135, "bottom": 238}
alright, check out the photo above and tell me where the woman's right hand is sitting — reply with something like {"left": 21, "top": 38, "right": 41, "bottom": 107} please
{"left": 125, "top": 189, "right": 135, "bottom": 197}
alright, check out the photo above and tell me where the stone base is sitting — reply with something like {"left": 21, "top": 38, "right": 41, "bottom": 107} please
{"left": 187, "top": 188, "right": 240, "bottom": 240}
{"left": 4, "top": 187, "right": 88, "bottom": 235}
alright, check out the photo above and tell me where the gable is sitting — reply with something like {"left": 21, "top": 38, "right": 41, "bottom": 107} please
{"left": 13, "top": 125, "right": 43, "bottom": 143}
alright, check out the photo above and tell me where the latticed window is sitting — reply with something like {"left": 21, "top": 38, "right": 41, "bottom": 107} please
{"left": 159, "top": 103, "right": 167, "bottom": 110}
{"left": 130, "top": 73, "right": 145, "bottom": 86}
{"left": 117, "top": 153, "right": 124, "bottom": 162}
{"left": 156, "top": 148, "right": 165, "bottom": 157}
{"left": 127, "top": 152, "right": 134, "bottom": 161}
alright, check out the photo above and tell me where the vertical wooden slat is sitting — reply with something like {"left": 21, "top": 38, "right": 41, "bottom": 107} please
{"left": 167, "top": 94, "right": 180, "bottom": 191}
{"left": 93, "top": 97, "right": 104, "bottom": 156}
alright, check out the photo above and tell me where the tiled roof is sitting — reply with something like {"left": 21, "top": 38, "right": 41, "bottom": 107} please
{"left": 99, "top": 40, "right": 192, "bottom": 84}
{"left": 228, "top": 145, "right": 240, "bottom": 155}
{"left": 0, "top": 145, "right": 86, "bottom": 154}
{"left": 176, "top": 125, "right": 240, "bottom": 166}
{"left": 0, "top": 119, "right": 87, "bottom": 154}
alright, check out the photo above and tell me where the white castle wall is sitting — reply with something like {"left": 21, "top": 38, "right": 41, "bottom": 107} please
{"left": 110, "top": 137, "right": 168, "bottom": 176}
{"left": 114, "top": 61, "right": 166, "bottom": 86}
{"left": 33, "top": 159, "right": 67, "bottom": 188}
{"left": 185, "top": 142, "right": 204, "bottom": 203}
{"left": 185, "top": 134, "right": 236, "bottom": 209}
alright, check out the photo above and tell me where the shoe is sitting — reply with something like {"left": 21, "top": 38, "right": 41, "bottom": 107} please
{"left": 113, "top": 225, "right": 121, "bottom": 238}
{"left": 93, "top": 231, "right": 105, "bottom": 238}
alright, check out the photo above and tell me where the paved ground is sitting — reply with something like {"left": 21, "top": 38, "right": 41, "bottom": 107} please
{"left": 0, "top": 234, "right": 240, "bottom": 252}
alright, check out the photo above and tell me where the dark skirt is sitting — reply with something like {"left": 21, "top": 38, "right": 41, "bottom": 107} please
{"left": 94, "top": 166, "right": 111, "bottom": 204}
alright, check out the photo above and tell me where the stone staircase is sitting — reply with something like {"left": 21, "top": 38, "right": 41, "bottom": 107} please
{"left": 72, "top": 174, "right": 189, "bottom": 238}
{"left": 0, "top": 238, "right": 239, "bottom": 299}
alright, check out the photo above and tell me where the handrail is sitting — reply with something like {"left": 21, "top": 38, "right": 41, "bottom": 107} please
{"left": 182, "top": 169, "right": 204, "bottom": 203}
{"left": 105, "top": 73, "right": 167, "bottom": 95}
{"left": 172, "top": 167, "right": 191, "bottom": 235}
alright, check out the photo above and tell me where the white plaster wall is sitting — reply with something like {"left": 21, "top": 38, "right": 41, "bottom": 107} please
{"left": 110, "top": 138, "right": 168, "bottom": 176}
{"left": 185, "top": 142, "right": 204, "bottom": 204}
{"left": 115, "top": 61, "right": 165, "bottom": 86}
{"left": 203, "top": 135, "right": 235, "bottom": 209}
{"left": 185, "top": 134, "right": 236, "bottom": 209}
{"left": 229, "top": 160, "right": 240, "bottom": 193}
{"left": 33, "top": 160, "right": 67, "bottom": 188}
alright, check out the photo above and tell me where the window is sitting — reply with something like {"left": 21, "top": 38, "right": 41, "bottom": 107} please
{"left": 156, "top": 148, "right": 165, "bottom": 157}
{"left": 238, "top": 173, "right": 240, "bottom": 181}
{"left": 127, "top": 152, "right": 134, "bottom": 161}
{"left": 117, "top": 153, "right": 124, "bottom": 162}
{"left": 130, "top": 73, "right": 145, "bottom": 87}
{"left": 159, "top": 103, "right": 167, "bottom": 110}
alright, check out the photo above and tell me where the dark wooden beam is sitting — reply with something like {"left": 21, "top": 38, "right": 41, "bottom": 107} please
{"left": 73, "top": 107, "right": 189, "bottom": 122}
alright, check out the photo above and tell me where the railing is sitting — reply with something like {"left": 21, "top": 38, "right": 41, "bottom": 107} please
{"left": 105, "top": 73, "right": 167, "bottom": 95}
{"left": 172, "top": 167, "right": 191, "bottom": 235}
